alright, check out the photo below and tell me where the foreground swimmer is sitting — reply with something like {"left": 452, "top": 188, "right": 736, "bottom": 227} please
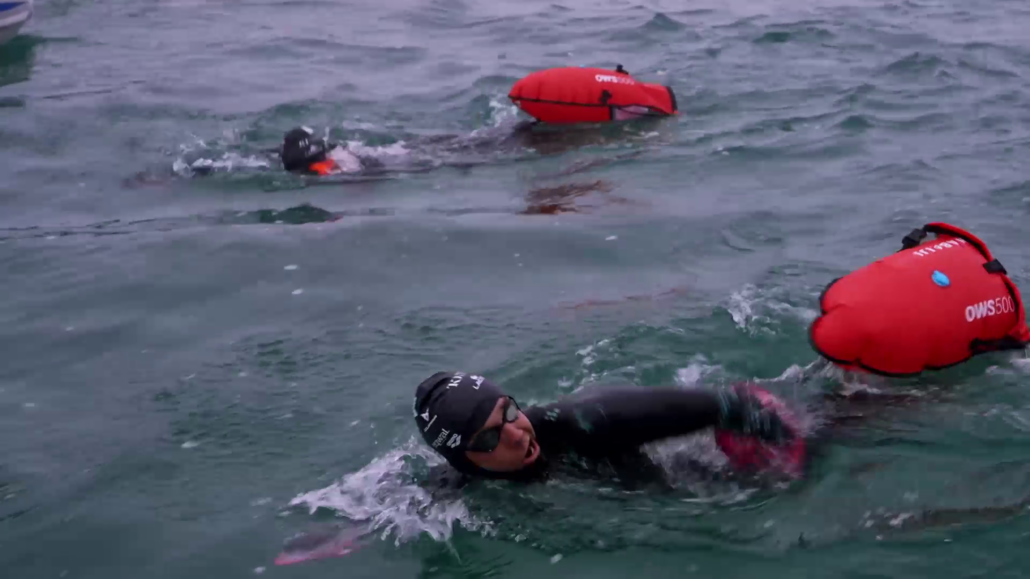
{"left": 413, "top": 371, "right": 796, "bottom": 482}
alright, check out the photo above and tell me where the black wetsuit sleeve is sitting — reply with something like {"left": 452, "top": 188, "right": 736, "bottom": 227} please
{"left": 524, "top": 386, "right": 723, "bottom": 459}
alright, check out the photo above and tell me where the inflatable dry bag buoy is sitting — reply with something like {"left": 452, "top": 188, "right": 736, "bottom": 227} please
{"left": 809, "top": 222, "right": 1030, "bottom": 377}
{"left": 508, "top": 65, "right": 678, "bottom": 124}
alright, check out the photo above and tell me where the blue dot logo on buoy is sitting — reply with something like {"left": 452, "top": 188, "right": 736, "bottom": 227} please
{"left": 932, "top": 270, "right": 950, "bottom": 288}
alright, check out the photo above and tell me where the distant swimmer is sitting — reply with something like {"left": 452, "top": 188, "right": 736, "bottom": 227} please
{"left": 273, "top": 122, "right": 557, "bottom": 177}
{"left": 172, "top": 106, "right": 675, "bottom": 181}
{"left": 271, "top": 121, "right": 561, "bottom": 177}
{"left": 179, "top": 123, "right": 533, "bottom": 178}
{"left": 271, "top": 113, "right": 678, "bottom": 178}
{"left": 278, "top": 126, "right": 368, "bottom": 176}
{"left": 412, "top": 371, "right": 800, "bottom": 484}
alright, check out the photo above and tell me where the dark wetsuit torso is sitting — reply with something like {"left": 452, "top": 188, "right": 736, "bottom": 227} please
{"left": 525, "top": 386, "right": 721, "bottom": 461}
{"left": 464, "top": 386, "right": 727, "bottom": 486}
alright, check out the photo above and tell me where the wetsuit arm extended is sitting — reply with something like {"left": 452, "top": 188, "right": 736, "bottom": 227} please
{"left": 525, "top": 386, "right": 724, "bottom": 458}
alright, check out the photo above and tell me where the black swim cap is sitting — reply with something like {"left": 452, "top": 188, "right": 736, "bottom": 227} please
{"left": 413, "top": 371, "right": 507, "bottom": 475}
{"left": 281, "top": 126, "right": 328, "bottom": 172}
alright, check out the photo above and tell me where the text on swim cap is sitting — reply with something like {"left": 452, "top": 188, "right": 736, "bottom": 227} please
{"left": 965, "top": 296, "right": 1015, "bottom": 322}
{"left": 432, "top": 428, "right": 449, "bottom": 447}
{"left": 431, "top": 429, "right": 462, "bottom": 449}
{"left": 446, "top": 372, "right": 464, "bottom": 388}
{"left": 446, "top": 372, "right": 484, "bottom": 389}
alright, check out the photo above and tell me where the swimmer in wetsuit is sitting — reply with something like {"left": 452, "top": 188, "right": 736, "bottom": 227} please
{"left": 275, "top": 123, "right": 547, "bottom": 177}
{"left": 274, "top": 118, "right": 648, "bottom": 178}
{"left": 279, "top": 126, "right": 370, "bottom": 176}
{"left": 170, "top": 113, "right": 663, "bottom": 182}
{"left": 413, "top": 371, "right": 795, "bottom": 482}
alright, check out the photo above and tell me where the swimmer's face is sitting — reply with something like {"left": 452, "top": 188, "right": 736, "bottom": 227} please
{"left": 465, "top": 396, "right": 540, "bottom": 472}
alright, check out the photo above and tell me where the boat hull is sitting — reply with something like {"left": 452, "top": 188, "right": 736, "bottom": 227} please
{"left": 0, "top": 1, "right": 33, "bottom": 46}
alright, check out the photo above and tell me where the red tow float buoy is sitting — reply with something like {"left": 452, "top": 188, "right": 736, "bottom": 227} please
{"left": 809, "top": 222, "right": 1030, "bottom": 377}
{"left": 508, "top": 65, "right": 678, "bottom": 124}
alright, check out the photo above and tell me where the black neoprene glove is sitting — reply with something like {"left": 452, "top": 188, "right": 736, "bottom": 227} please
{"left": 715, "top": 385, "right": 795, "bottom": 444}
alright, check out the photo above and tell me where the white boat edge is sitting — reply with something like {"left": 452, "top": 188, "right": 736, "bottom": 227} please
{"left": 0, "top": 0, "right": 33, "bottom": 47}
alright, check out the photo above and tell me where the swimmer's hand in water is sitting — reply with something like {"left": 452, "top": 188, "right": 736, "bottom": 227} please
{"left": 715, "top": 385, "right": 795, "bottom": 445}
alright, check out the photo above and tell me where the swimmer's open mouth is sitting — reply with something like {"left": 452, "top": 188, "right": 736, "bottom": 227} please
{"left": 525, "top": 439, "right": 538, "bottom": 459}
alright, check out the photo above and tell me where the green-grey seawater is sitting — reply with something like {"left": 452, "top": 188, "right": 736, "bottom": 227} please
{"left": 3, "top": 0, "right": 1030, "bottom": 577}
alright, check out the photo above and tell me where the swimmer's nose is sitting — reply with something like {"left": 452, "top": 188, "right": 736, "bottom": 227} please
{"left": 499, "top": 423, "right": 523, "bottom": 447}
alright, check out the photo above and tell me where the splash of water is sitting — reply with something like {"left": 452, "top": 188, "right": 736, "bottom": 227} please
{"left": 726, "top": 283, "right": 818, "bottom": 336}
{"left": 485, "top": 95, "right": 520, "bottom": 128}
{"left": 675, "top": 354, "right": 723, "bottom": 387}
{"left": 343, "top": 140, "right": 412, "bottom": 159}
{"left": 287, "top": 440, "right": 494, "bottom": 546}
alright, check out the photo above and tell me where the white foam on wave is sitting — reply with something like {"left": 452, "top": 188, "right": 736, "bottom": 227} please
{"left": 344, "top": 140, "right": 411, "bottom": 158}
{"left": 327, "top": 148, "right": 362, "bottom": 173}
{"left": 171, "top": 158, "right": 191, "bottom": 176}
{"left": 488, "top": 96, "right": 520, "bottom": 126}
{"left": 1009, "top": 355, "right": 1030, "bottom": 372}
{"left": 727, "top": 285, "right": 764, "bottom": 334}
{"left": 575, "top": 338, "right": 610, "bottom": 368}
{"left": 726, "top": 283, "right": 817, "bottom": 336}
{"left": 566, "top": 337, "right": 637, "bottom": 391}
{"left": 804, "top": 358, "right": 895, "bottom": 397}
{"left": 287, "top": 439, "right": 494, "bottom": 546}
{"left": 464, "top": 96, "right": 523, "bottom": 140}
{"left": 340, "top": 120, "right": 382, "bottom": 131}
{"left": 178, "top": 135, "right": 207, "bottom": 154}
{"left": 675, "top": 354, "right": 723, "bottom": 387}
{"left": 174, "top": 152, "right": 270, "bottom": 176}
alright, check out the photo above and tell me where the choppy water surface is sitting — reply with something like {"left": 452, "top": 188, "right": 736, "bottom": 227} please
{"left": 3, "top": 0, "right": 1030, "bottom": 577}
